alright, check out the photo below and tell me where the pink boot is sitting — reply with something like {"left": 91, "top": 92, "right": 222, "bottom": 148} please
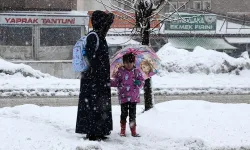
{"left": 120, "top": 120, "right": 126, "bottom": 137}
{"left": 130, "top": 122, "right": 140, "bottom": 137}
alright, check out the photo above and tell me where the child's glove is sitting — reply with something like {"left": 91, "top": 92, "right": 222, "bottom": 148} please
{"left": 134, "top": 80, "right": 141, "bottom": 86}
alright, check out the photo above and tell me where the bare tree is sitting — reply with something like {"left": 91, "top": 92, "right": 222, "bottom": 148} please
{"left": 96, "top": 0, "right": 189, "bottom": 111}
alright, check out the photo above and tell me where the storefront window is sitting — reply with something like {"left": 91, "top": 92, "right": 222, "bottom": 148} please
{"left": 0, "top": 26, "right": 32, "bottom": 46}
{"left": 40, "top": 27, "right": 81, "bottom": 46}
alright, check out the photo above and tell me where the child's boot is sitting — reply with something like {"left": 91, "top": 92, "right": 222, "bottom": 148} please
{"left": 130, "top": 122, "right": 140, "bottom": 137}
{"left": 120, "top": 120, "right": 126, "bottom": 136}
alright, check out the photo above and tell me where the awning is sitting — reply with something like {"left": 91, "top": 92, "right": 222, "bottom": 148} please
{"left": 168, "top": 37, "right": 237, "bottom": 50}
{"left": 225, "top": 37, "right": 250, "bottom": 44}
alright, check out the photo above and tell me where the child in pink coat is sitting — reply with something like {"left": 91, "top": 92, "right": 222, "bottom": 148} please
{"left": 111, "top": 53, "right": 145, "bottom": 137}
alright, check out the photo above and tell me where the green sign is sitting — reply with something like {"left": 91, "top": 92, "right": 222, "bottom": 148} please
{"left": 165, "top": 14, "right": 217, "bottom": 31}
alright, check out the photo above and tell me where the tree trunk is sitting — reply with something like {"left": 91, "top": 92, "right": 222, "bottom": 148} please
{"left": 144, "top": 78, "right": 153, "bottom": 111}
{"left": 136, "top": 0, "right": 154, "bottom": 111}
{"left": 142, "top": 21, "right": 153, "bottom": 111}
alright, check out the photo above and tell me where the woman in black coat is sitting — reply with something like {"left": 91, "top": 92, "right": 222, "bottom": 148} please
{"left": 75, "top": 10, "right": 114, "bottom": 141}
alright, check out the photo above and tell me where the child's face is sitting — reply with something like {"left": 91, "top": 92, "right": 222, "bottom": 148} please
{"left": 141, "top": 64, "right": 150, "bottom": 74}
{"left": 124, "top": 62, "right": 134, "bottom": 70}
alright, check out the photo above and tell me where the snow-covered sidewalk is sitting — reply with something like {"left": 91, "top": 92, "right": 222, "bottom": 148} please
{"left": 153, "top": 71, "right": 250, "bottom": 95}
{"left": 1, "top": 100, "right": 250, "bottom": 150}
{"left": 2, "top": 71, "right": 250, "bottom": 96}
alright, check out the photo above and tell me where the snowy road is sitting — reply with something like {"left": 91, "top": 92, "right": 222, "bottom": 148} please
{"left": 1, "top": 94, "right": 250, "bottom": 108}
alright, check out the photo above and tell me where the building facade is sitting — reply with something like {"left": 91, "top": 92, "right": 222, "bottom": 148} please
{"left": 77, "top": 0, "right": 111, "bottom": 11}
{"left": 168, "top": 0, "right": 250, "bottom": 16}
{"left": 0, "top": 0, "right": 77, "bottom": 11}
{"left": 0, "top": 0, "right": 88, "bottom": 78}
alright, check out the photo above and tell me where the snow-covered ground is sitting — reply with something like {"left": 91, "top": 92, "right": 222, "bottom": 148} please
{"left": 1, "top": 100, "right": 250, "bottom": 150}
{"left": 1, "top": 44, "right": 250, "bottom": 96}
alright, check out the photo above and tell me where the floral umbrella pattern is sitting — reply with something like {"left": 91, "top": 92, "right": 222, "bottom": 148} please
{"left": 110, "top": 45, "right": 161, "bottom": 80}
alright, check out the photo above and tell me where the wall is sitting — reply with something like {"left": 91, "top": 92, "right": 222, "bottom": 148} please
{"left": 37, "top": 46, "right": 73, "bottom": 60}
{"left": 168, "top": 0, "right": 250, "bottom": 16}
{"left": 168, "top": 0, "right": 211, "bottom": 12}
{"left": 77, "top": 0, "right": 111, "bottom": 11}
{"left": 0, "top": 0, "right": 25, "bottom": 9}
{"left": 0, "top": 46, "right": 33, "bottom": 60}
{"left": 212, "top": 0, "right": 250, "bottom": 16}
{"left": 25, "top": 0, "right": 75, "bottom": 10}
{"left": 0, "top": 0, "right": 77, "bottom": 10}
{"left": 12, "top": 61, "right": 80, "bottom": 79}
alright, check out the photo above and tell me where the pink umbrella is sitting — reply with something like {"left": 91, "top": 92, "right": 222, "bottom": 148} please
{"left": 110, "top": 45, "right": 161, "bottom": 80}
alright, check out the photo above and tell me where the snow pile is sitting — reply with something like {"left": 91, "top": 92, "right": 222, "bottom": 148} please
{"left": 1, "top": 101, "right": 250, "bottom": 149}
{"left": 1, "top": 45, "right": 250, "bottom": 96}
{"left": 0, "top": 58, "right": 51, "bottom": 79}
{"left": 157, "top": 43, "right": 250, "bottom": 75}
{"left": 0, "top": 58, "right": 80, "bottom": 97}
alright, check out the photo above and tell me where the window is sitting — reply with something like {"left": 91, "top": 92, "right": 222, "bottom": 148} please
{"left": 40, "top": 27, "right": 81, "bottom": 46}
{"left": 193, "top": 1, "right": 201, "bottom": 10}
{"left": 0, "top": 26, "right": 32, "bottom": 46}
{"left": 203, "top": 0, "right": 211, "bottom": 10}
{"left": 178, "top": 2, "right": 187, "bottom": 11}
{"left": 169, "top": 2, "right": 177, "bottom": 12}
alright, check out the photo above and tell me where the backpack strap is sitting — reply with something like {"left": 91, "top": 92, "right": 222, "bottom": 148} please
{"left": 86, "top": 32, "right": 99, "bottom": 52}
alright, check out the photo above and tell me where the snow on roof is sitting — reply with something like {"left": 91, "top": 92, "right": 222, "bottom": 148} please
{"left": 106, "top": 36, "right": 140, "bottom": 45}
{"left": 225, "top": 37, "right": 250, "bottom": 44}
{"left": 168, "top": 37, "right": 236, "bottom": 50}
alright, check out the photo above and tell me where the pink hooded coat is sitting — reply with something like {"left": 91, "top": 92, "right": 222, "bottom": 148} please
{"left": 111, "top": 66, "right": 145, "bottom": 104}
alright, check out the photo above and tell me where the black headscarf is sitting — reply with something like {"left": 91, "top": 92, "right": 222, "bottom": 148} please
{"left": 91, "top": 10, "right": 114, "bottom": 37}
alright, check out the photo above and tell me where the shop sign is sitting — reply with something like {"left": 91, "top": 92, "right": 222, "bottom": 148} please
{"left": 165, "top": 14, "right": 216, "bottom": 31}
{"left": 0, "top": 15, "right": 89, "bottom": 25}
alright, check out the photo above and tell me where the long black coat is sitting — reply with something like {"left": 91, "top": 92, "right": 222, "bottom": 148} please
{"left": 75, "top": 31, "right": 113, "bottom": 135}
{"left": 76, "top": 10, "right": 114, "bottom": 136}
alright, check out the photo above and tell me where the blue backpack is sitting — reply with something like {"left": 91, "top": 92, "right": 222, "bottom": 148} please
{"left": 72, "top": 32, "right": 99, "bottom": 72}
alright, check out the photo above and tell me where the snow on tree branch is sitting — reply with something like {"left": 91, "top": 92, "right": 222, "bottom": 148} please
{"left": 112, "top": 0, "right": 138, "bottom": 12}
{"left": 95, "top": 0, "right": 136, "bottom": 24}
{"left": 148, "top": 1, "right": 168, "bottom": 20}
{"left": 152, "top": 0, "right": 166, "bottom": 11}
{"left": 132, "top": 0, "right": 139, "bottom": 8}
{"left": 150, "top": 6, "right": 182, "bottom": 30}
{"left": 95, "top": 0, "right": 191, "bottom": 33}
{"left": 107, "top": 0, "right": 135, "bottom": 14}
{"left": 167, "top": 0, "right": 191, "bottom": 23}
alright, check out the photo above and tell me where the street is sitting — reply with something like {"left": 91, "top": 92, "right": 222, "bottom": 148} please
{"left": 1, "top": 94, "right": 250, "bottom": 108}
